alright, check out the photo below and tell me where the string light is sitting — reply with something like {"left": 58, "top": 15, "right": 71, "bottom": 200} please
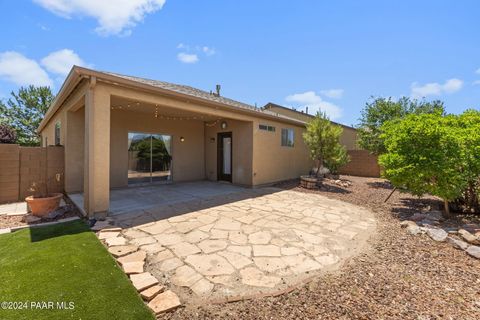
{"left": 111, "top": 101, "right": 222, "bottom": 124}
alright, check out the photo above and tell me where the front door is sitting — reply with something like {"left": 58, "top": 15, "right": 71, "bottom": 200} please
{"left": 217, "top": 132, "right": 232, "bottom": 182}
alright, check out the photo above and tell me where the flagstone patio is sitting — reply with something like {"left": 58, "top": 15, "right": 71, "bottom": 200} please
{"left": 102, "top": 182, "right": 376, "bottom": 303}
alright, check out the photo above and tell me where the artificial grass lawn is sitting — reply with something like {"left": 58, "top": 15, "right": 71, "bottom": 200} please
{"left": 0, "top": 220, "right": 154, "bottom": 320}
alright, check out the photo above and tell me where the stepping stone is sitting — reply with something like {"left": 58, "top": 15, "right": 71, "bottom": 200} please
{"left": 122, "top": 261, "right": 145, "bottom": 274}
{"left": 171, "top": 265, "right": 202, "bottom": 287}
{"left": 148, "top": 290, "right": 181, "bottom": 314}
{"left": 185, "top": 254, "right": 235, "bottom": 276}
{"left": 140, "top": 243, "right": 165, "bottom": 254}
{"left": 190, "top": 278, "right": 214, "bottom": 296}
{"left": 198, "top": 239, "right": 228, "bottom": 253}
{"left": 248, "top": 231, "right": 272, "bottom": 245}
{"left": 140, "top": 285, "right": 164, "bottom": 301}
{"left": 105, "top": 236, "right": 127, "bottom": 247}
{"left": 130, "top": 236, "right": 156, "bottom": 246}
{"left": 108, "top": 245, "right": 138, "bottom": 258}
{"left": 117, "top": 250, "right": 146, "bottom": 265}
{"left": 170, "top": 242, "right": 201, "bottom": 257}
{"left": 219, "top": 251, "right": 253, "bottom": 269}
{"left": 98, "top": 231, "right": 120, "bottom": 240}
{"left": 130, "top": 272, "right": 159, "bottom": 291}
{"left": 227, "top": 245, "right": 252, "bottom": 257}
{"left": 252, "top": 245, "right": 281, "bottom": 257}
{"left": 185, "top": 230, "right": 209, "bottom": 243}
{"left": 240, "top": 267, "right": 281, "bottom": 288}
{"left": 159, "top": 258, "right": 184, "bottom": 272}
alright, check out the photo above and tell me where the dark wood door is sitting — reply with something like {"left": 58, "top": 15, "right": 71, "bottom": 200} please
{"left": 217, "top": 132, "right": 232, "bottom": 182}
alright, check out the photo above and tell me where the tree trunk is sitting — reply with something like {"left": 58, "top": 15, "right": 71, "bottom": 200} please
{"left": 443, "top": 199, "right": 451, "bottom": 219}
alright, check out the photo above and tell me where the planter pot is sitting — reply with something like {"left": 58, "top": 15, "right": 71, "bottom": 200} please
{"left": 25, "top": 193, "right": 63, "bottom": 217}
{"left": 300, "top": 175, "right": 321, "bottom": 189}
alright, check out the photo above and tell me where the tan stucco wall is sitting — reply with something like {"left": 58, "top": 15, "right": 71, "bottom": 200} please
{"left": 266, "top": 105, "right": 359, "bottom": 150}
{"left": 204, "top": 119, "right": 253, "bottom": 186}
{"left": 252, "top": 119, "right": 312, "bottom": 186}
{"left": 110, "top": 109, "right": 205, "bottom": 188}
{"left": 41, "top": 112, "right": 66, "bottom": 146}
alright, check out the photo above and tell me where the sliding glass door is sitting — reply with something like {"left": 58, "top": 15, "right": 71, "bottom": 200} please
{"left": 128, "top": 132, "right": 172, "bottom": 185}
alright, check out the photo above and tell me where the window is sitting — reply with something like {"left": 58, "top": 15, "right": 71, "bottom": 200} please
{"left": 259, "top": 124, "right": 275, "bottom": 132}
{"left": 281, "top": 128, "right": 294, "bottom": 147}
{"left": 54, "top": 122, "right": 61, "bottom": 146}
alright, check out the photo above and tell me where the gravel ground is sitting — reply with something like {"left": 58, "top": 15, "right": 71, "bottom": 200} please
{"left": 160, "top": 176, "right": 480, "bottom": 320}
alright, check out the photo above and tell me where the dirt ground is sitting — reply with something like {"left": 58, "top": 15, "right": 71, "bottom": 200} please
{"left": 160, "top": 176, "right": 480, "bottom": 320}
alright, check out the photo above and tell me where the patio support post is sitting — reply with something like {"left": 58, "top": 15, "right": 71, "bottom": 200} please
{"left": 84, "top": 78, "right": 111, "bottom": 217}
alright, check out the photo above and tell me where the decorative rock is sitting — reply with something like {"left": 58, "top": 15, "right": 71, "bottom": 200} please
{"left": 406, "top": 225, "right": 422, "bottom": 235}
{"left": 185, "top": 254, "right": 235, "bottom": 276}
{"left": 466, "top": 246, "right": 480, "bottom": 259}
{"left": 117, "top": 250, "right": 146, "bottom": 265}
{"left": 108, "top": 245, "right": 138, "bottom": 258}
{"left": 148, "top": 290, "right": 181, "bottom": 314}
{"left": 130, "top": 272, "right": 159, "bottom": 291}
{"left": 122, "top": 261, "right": 145, "bottom": 274}
{"left": 458, "top": 229, "right": 480, "bottom": 245}
{"left": 400, "top": 220, "right": 418, "bottom": 228}
{"left": 140, "top": 285, "right": 164, "bottom": 301}
{"left": 105, "top": 236, "right": 127, "bottom": 246}
{"left": 240, "top": 267, "right": 281, "bottom": 288}
{"left": 446, "top": 236, "right": 469, "bottom": 251}
{"left": 426, "top": 228, "right": 448, "bottom": 242}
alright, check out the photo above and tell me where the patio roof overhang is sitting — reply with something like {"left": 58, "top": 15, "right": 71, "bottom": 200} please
{"left": 38, "top": 66, "right": 307, "bottom": 133}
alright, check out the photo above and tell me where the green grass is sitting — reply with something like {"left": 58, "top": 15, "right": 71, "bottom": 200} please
{"left": 0, "top": 220, "right": 154, "bottom": 320}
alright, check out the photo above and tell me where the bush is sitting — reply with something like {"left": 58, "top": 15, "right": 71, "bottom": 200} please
{"left": 0, "top": 124, "right": 17, "bottom": 144}
{"left": 303, "top": 112, "right": 350, "bottom": 176}
{"left": 379, "top": 110, "right": 480, "bottom": 216}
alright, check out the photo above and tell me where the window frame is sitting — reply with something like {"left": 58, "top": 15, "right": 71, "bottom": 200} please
{"left": 281, "top": 128, "right": 295, "bottom": 147}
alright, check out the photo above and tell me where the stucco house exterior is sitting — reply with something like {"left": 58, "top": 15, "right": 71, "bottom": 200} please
{"left": 38, "top": 66, "right": 358, "bottom": 216}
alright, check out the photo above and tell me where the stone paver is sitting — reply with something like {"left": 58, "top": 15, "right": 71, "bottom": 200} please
{"left": 130, "top": 272, "right": 159, "bottom": 291}
{"left": 122, "top": 261, "right": 145, "bottom": 274}
{"left": 148, "top": 290, "right": 181, "bottom": 314}
{"left": 105, "top": 236, "right": 127, "bottom": 246}
{"left": 140, "top": 285, "right": 164, "bottom": 301}
{"left": 112, "top": 184, "right": 376, "bottom": 303}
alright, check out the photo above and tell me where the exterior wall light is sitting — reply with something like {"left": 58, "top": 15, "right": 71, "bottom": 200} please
{"left": 180, "top": 137, "right": 185, "bottom": 142}
{"left": 221, "top": 121, "right": 227, "bottom": 129}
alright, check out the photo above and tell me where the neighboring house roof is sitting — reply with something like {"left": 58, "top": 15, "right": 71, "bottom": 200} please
{"left": 38, "top": 66, "right": 305, "bottom": 132}
{"left": 263, "top": 102, "right": 357, "bottom": 131}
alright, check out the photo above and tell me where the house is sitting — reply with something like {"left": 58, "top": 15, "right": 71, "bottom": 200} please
{"left": 38, "top": 66, "right": 358, "bottom": 216}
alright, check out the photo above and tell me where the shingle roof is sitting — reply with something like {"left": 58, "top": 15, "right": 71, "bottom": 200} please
{"left": 104, "top": 71, "right": 303, "bottom": 123}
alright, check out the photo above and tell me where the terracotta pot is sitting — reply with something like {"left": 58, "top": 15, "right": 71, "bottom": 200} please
{"left": 25, "top": 193, "right": 63, "bottom": 217}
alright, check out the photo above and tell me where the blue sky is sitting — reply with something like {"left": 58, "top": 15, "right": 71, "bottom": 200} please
{"left": 0, "top": 1, "right": 478, "bottom": 126}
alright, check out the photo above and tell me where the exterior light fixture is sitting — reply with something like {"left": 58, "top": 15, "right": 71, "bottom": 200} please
{"left": 221, "top": 121, "right": 227, "bottom": 129}
{"left": 180, "top": 137, "right": 185, "bottom": 142}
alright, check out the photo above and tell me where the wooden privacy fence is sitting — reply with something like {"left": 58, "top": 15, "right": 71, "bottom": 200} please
{"left": 339, "top": 150, "right": 381, "bottom": 177}
{"left": 0, "top": 144, "right": 64, "bottom": 204}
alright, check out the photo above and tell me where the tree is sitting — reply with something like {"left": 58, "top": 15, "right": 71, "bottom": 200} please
{"left": 303, "top": 112, "right": 350, "bottom": 176}
{"left": 379, "top": 111, "right": 479, "bottom": 216}
{"left": 357, "top": 97, "right": 445, "bottom": 154}
{"left": 0, "top": 86, "right": 54, "bottom": 146}
{"left": 0, "top": 124, "right": 17, "bottom": 144}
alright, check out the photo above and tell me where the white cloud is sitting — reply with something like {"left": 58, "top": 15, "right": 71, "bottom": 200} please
{"left": 0, "top": 51, "right": 53, "bottom": 87}
{"left": 33, "top": 0, "right": 166, "bottom": 36}
{"left": 177, "top": 52, "right": 198, "bottom": 64}
{"left": 202, "top": 46, "right": 216, "bottom": 56}
{"left": 319, "top": 88, "right": 344, "bottom": 99}
{"left": 285, "top": 91, "right": 343, "bottom": 120}
{"left": 410, "top": 78, "right": 463, "bottom": 98}
{"left": 41, "top": 49, "right": 88, "bottom": 76}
